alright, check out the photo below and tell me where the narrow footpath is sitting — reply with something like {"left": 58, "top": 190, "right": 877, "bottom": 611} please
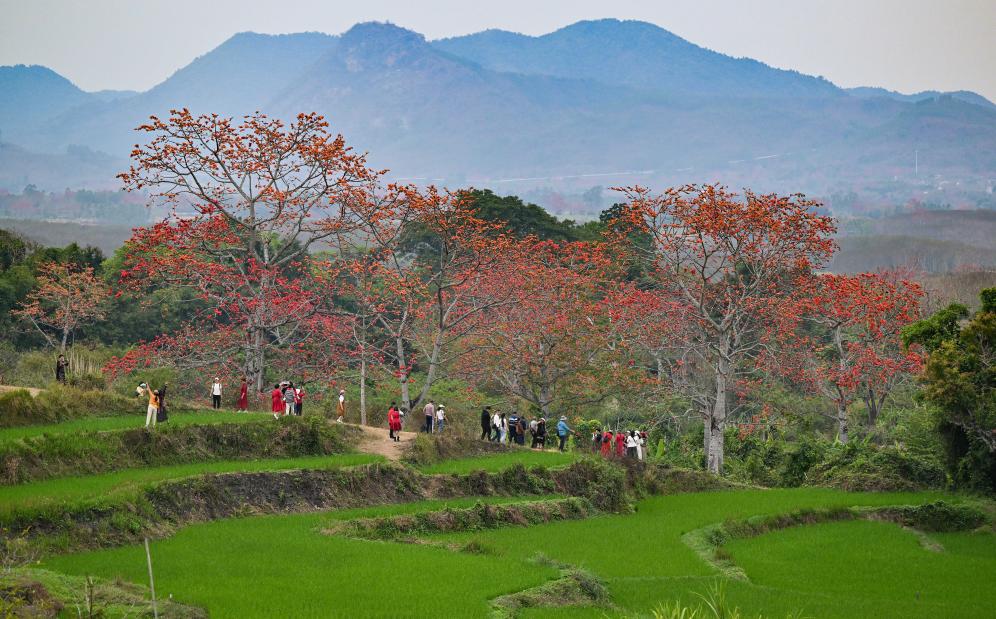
{"left": 351, "top": 423, "right": 417, "bottom": 461}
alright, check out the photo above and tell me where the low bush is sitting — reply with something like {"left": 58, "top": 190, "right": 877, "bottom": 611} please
{"left": 806, "top": 442, "right": 946, "bottom": 491}
{"left": 876, "top": 500, "right": 988, "bottom": 532}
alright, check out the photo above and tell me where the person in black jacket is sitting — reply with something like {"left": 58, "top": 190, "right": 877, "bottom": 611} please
{"left": 55, "top": 355, "right": 69, "bottom": 384}
{"left": 480, "top": 406, "right": 492, "bottom": 440}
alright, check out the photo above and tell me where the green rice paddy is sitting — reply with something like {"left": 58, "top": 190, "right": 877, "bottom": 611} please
{"left": 44, "top": 487, "right": 989, "bottom": 618}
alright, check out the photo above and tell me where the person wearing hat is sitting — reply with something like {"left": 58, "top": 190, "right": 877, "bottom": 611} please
{"left": 556, "top": 416, "right": 574, "bottom": 452}
{"left": 532, "top": 418, "right": 547, "bottom": 449}
{"left": 480, "top": 406, "right": 492, "bottom": 441}
{"left": 435, "top": 404, "right": 446, "bottom": 433}
{"left": 336, "top": 389, "right": 346, "bottom": 423}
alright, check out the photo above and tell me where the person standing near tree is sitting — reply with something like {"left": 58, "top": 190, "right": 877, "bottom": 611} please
{"left": 615, "top": 431, "right": 626, "bottom": 458}
{"left": 388, "top": 402, "right": 402, "bottom": 442}
{"left": 556, "top": 416, "right": 574, "bottom": 452}
{"left": 532, "top": 418, "right": 547, "bottom": 449}
{"left": 211, "top": 377, "right": 222, "bottom": 409}
{"left": 435, "top": 404, "right": 446, "bottom": 433}
{"left": 294, "top": 384, "right": 305, "bottom": 416}
{"left": 480, "top": 406, "right": 492, "bottom": 440}
{"left": 237, "top": 377, "right": 249, "bottom": 411}
{"left": 423, "top": 400, "right": 435, "bottom": 434}
{"left": 336, "top": 389, "right": 346, "bottom": 424}
{"left": 55, "top": 354, "right": 69, "bottom": 384}
{"left": 270, "top": 384, "right": 283, "bottom": 419}
{"left": 283, "top": 382, "right": 296, "bottom": 417}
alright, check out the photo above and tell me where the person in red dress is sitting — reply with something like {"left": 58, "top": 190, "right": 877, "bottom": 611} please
{"left": 237, "top": 377, "right": 249, "bottom": 411}
{"left": 388, "top": 402, "right": 402, "bottom": 442}
{"left": 600, "top": 430, "right": 613, "bottom": 458}
{"left": 270, "top": 384, "right": 283, "bottom": 419}
{"left": 615, "top": 431, "right": 626, "bottom": 458}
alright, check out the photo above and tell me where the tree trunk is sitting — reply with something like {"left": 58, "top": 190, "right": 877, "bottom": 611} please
{"left": 60, "top": 327, "right": 69, "bottom": 353}
{"left": 359, "top": 355, "right": 367, "bottom": 426}
{"left": 708, "top": 334, "right": 732, "bottom": 475}
{"left": 864, "top": 385, "right": 880, "bottom": 427}
{"left": 837, "top": 399, "right": 850, "bottom": 444}
{"left": 702, "top": 411, "right": 711, "bottom": 469}
{"left": 395, "top": 335, "right": 411, "bottom": 413}
{"left": 246, "top": 327, "right": 266, "bottom": 393}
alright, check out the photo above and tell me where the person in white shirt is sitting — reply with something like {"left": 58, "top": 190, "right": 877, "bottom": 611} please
{"left": 435, "top": 404, "right": 446, "bottom": 433}
{"left": 211, "top": 378, "right": 222, "bottom": 409}
{"left": 625, "top": 431, "right": 638, "bottom": 459}
{"left": 423, "top": 400, "right": 435, "bottom": 433}
{"left": 492, "top": 410, "right": 502, "bottom": 442}
{"left": 336, "top": 389, "right": 346, "bottom": 424}
{"left": 635, "top": 431, "right": 644, "bottom": 461}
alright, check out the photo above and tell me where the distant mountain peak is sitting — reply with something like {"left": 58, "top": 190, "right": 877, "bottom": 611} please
{"left": 342, "top": 21, "right": 425, "bottom": 46}
{"left": 338, "top": 22, "right": 431, "bottom": 71}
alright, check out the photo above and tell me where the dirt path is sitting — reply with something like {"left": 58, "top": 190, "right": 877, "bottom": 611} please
{"left": 0, "top": 384, "right": 42, "bottom": 397}
{"left": 351, "top": 423, "right": 418, "bottom": 461}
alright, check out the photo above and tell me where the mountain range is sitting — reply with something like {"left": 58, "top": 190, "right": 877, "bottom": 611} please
{"left": 1, "top": 19, "right": 994, "bottom": 208}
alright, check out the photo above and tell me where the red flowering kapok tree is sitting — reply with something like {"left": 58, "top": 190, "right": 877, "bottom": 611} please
{"left": 774, "top": 272, "right": 923, "bottom": 442}
{"left": 618, "top": 184, "right": 837, "bottom": 474}
{"left": 109, "top": 110, "right": 378, "bottom": 391}
{"left": 14, "top": 262, "right": 111, "bottom": 351}
{"left": 348, "top": 186, "right": 520, "bottom": 413}
{"left": 461, "top": 239, "right": 633, "bottom": 418}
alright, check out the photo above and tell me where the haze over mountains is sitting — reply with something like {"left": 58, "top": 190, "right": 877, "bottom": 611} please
{"left": 1, "top": 18, "right": 994, "bottom": 210}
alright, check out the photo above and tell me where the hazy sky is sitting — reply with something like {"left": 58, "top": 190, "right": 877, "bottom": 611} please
{"left": 2, "top": 0, "right": 994, "bottom": 100}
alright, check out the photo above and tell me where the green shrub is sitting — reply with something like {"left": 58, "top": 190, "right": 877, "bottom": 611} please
{"left": 880, "top": 501, "right": 988, "bottom": 532}
{"left": 806, "top": 442, "right": 946, "bottom": 491}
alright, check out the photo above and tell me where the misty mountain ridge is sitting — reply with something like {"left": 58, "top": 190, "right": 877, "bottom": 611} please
{"left": 0, "top": 19, "right": 993, "bottom": 208}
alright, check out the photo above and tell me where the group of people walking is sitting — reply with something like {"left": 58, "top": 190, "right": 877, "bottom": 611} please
{"left": 479, "top": 407, "right": 577, "bottom": 452}
{"left": 592, "top": 428, "right": 649, "bottom": 461}
{"left": 269, "top": 381, "right": 312, "bottom": 418}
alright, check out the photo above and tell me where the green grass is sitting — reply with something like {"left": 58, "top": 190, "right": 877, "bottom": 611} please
{"left": 433, "top": 488, "right": 959, "bottom": 618}
{"left": 416, "top": 449, "right": 578, "bottom": 475}
{"left": 0, "top": 409, "right": 271, "bottom": 443}
{"left": 43, "top": 487, "right": 973, "bottom": 618}
{"left": 725, "top": 520, "right": 996, "bottom": 618}
{"left": 44, "top": 498, "right": 560, "bottom": 619}
{"left": 0, "top": 453, "right": 384, "bottom": 514}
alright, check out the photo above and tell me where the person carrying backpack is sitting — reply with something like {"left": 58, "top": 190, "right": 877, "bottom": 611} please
{"left": 556, "top": 416, "right": 574, "bottom": 452}
{"left": 532, "top": 418, "right": 547, "bottom": 449}
{"left": 480, "top": 406, "right": 492, "bottom": 440}
{"left": 508, "top": 411, "right": 520, "bottom": 444}
{"left": 514, "top": 416, "right": 526, "bottom": 445}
